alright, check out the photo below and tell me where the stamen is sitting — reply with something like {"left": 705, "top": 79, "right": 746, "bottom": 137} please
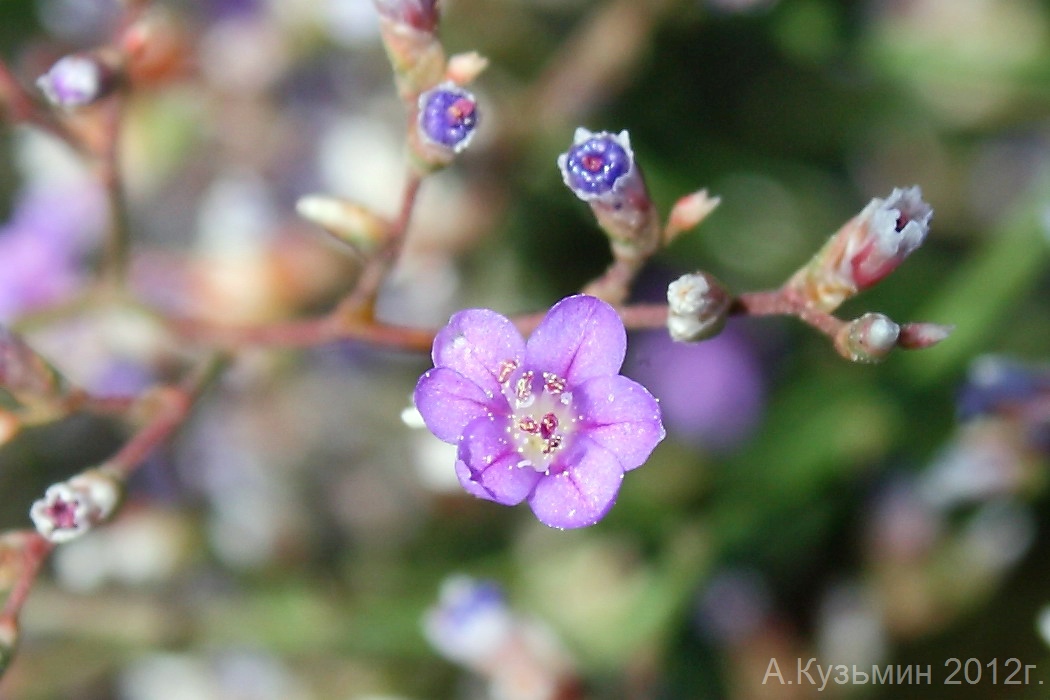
{"left": 542, "top": 372, "right": 566, "bottom": 394}
{"left": 497, "top": 359, "right": 518, "bottom": 384}
{"left": 515, "top": 371, "right": 534, "bottom": 404}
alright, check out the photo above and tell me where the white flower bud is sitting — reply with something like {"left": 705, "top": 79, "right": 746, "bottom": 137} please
{"left": 666, "top": 272, "right": 730, "bottom": 342}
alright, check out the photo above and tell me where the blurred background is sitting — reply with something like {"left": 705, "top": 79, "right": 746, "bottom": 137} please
{"left": 2, "top": 0, "right": 1050, "bottom": 697}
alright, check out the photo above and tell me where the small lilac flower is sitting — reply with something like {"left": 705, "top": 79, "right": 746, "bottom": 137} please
{"left": 36, "top": 54, "right": 116, "bottom": 108}
{"left": 30, "top": 468, "right": 121, "bottom": 543}
{"left": 414, "top": 295, "right": 665, "bottom": 528}
{"left": 417, "top": 82, "right": 479, "bottom": 154}
{"left": 557, "top": 128, "right": 636, "bottom": 202}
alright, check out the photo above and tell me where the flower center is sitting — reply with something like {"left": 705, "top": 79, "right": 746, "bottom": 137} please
{"left": 497, "top": 361, "right": 577, "bottom": 473}
{"left": 45, "top": 498, "right": 80, "bottom": 530}
{"left": 447, "top": 98, "right": 476, "bottom": 128}
{"left": 581, "top": 154, "right": 605, "bottom": 172}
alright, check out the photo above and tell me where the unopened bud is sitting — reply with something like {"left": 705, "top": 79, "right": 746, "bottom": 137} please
{"left": 410, "top": 82, "right": 480, "bottom": 170}
{"left": 36, "top": 52, "right": 121, "bottom": 109}
{"left": 663, "top": 189, "right": 720, "bottom": 245}
{"left": 898, "top": 322, "right": 953, "bottom": 350}
{"left": 666, "top": 272, "right": 730, "bottom": 342}
{"left": 30, "top": 466, "right": 123, "bottom": 543}
{"left": 445, "top": 51, "right": 488, "bottom": 86}
{"left": 373, "top": 0, "right": 446, "bottom": 103}
{"left": 0, "top": 618, "right": 18, "bottom": 677}
{"left": 788, "top": 187, "right": 932, "bottom": 312}
{"left": 558, "top": 128, "right": 660, "bottom": 262}
{"left": 295, "top": 195, "right": 390, "bottom": 255}
{"left": 0, "top": 410, "right": 20, "bottom": 448}
{"left": 0, "top": 326, "right": 65, "bottom": 400}
{"left": 835, "top": 312, "right": 900, "bottom": 363}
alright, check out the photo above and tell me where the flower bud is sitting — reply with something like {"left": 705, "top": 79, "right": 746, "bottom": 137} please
{"left": 373, "top": 0, "right": 441, "bottom": 32}
{"left": 295, "top": 195, "right": 390, "bottom": 256}
{"left": 410, "top": 82, "right": 480, "bottom": 170}
{"left": 445, "top": 51, "right": 489, "bottom": 86}
{"left": 0, "top": 618, "right": 17, "bottom": 677}
{"left": 30, "top": 466, "right": 123, "bottom": 543}
{"left": 898, "top": 322, "right": 953, "bottom": 350}
{"left": 664, "top": 189, "right": 721, "bottom": 245}
{"left": 666, "top": 272, "right": 731, "bottom": 342}
{"left": 788, "top": 187, "right": 932, "bottom": 312}
{"left": 0, "top": 326, "right": 64, "bottom": 400}
{"left": 36, "top": 52, "right": 121, "bottom": 109}
{"left": 558, "top": 128, "right": 660, "bottom": 261}
{"left": 372, "top": 0, "right": 446, "bottom": 103}
{"left": 834, "top": 312, "right": 900, "bottom": 363}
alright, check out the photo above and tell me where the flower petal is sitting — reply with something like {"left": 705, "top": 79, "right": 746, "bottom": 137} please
{"left": 575, "top": 375, "right": 665, "bottom": 471}
{"left": 457, "top": 415, "right": 541, "bottom": 505}
{"left": 525, "top": 295, "right": 625, "bottom": 385}
{"left": 433, "top": 308, "right": 525, "bottom": 398}
{"left": 527, "top": 437, "right": 624, "bottom": 529}
{"left": 414, "top": 367, "right": 504, "bottom": 444}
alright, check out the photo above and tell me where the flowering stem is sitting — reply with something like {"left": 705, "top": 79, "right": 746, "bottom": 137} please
{"left": 99, "top": 96, "right": 131, "bottom": 288}
{"left": 335, "top": 172, "right": 424, "bottom": 318}
{"left": 168, "top": 312, "right": 436, "bottom": 353}
{"left": 0, "top": 59, "right": 85, "bottom": 155}
{"left": 582, "top": 256, "right": 645, "bottom": 305}
{"left": 107, "top": 352, "right": 229, "bottom": 480}
{"left": 0, "top": 533, "right": 53, "bottom": 627}
{"left": 732, "top": 289, "right": 846, "bottom": 338}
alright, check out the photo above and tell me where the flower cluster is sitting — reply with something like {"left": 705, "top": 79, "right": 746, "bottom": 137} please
{"left": 414, "top": 295, "right": 665, "bottom": 528}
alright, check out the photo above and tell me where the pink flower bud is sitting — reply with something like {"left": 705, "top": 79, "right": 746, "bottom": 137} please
{"left": 373, "top": 0, "right": 441, "bottom": 33}
{"left": 898, "top": 322, "right": 954, "bottom": 350}
{"left": 788, "top": 187, "right": 932, "bottom": 312}
{"left": 663, "top": 189, "right": 721, "bottom": 245}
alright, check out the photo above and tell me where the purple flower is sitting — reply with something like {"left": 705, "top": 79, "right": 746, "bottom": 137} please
{"left": 417, "top": 82, "right": 479, "bottom": 154}
{"left": 414, "top": 295, "right": 665, "bottom": 528}
{"left": 557, "top": 128, "right": 635, "bottom": 201}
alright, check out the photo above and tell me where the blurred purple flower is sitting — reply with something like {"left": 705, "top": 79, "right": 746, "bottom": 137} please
{"left": 423, "top": 576, "right": 512, "bottom": 665}
{"left": 36, "top": 54, "right": 116, "bottom": 108}
{"left": 624, "top": 326, "right": 764, "bottom": 452}
{"left": 958, "top": 355, "right": 1050, "bottom": 421}
{"left": 414, "top": 295, "right": 665, "bottom": 528}
{"left": 417, "top": 82, "right": 479, "bottom": 154}
{"left": 0, "top": 185, "right": 105, "bottom": 322}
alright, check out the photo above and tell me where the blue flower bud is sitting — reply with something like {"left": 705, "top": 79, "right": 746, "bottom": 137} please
{"left": 417, "top": 82, "right": 479, "bottom": 154}
{"left": 557, "top": 128, "right": 635, "bottom": 201}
